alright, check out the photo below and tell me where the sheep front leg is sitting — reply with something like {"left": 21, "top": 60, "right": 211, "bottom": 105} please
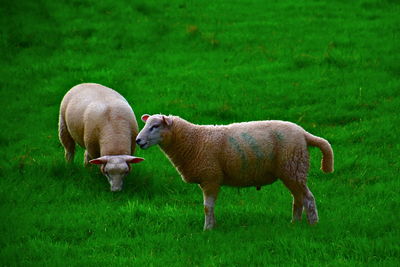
{"left": 84, "top": 150, "right": 92, "bottom": 166}
{"left": 199, "top": 183, "right": 220, "bottom": 230}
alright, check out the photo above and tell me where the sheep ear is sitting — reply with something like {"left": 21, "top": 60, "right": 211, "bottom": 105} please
{"left": 89, "top": 156, "right": 109, "bottom": 165}
{"left": 162, "top": 116, "right": 172, "bottom": 127}
{"left": 125, "top": 156, "right": 144, "bottom": 164}
{"left": 141, "top": 114, "right": 150, "bottom": 122}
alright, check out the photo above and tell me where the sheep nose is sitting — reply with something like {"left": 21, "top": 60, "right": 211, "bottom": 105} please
{"left": 111, "top": 186, "right": 122, "bottom": 192}
{"left": 136, "top": 138, "right": 142, "bottom": 145}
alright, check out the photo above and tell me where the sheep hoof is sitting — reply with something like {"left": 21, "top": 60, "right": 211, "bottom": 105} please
{"left": 291, "top": 217, "right": 302, "bottom": 224}
{"left": 65, "top": 152, "right": 74, "bottom": 163}
{"left": 308, "top": 219, "right": 319, "bottom": 225}
{"left": 203, "top": 223, "right": 215, "bottom": 231}
{"left": 256, "top": 186, "right": 261, "bottom": 190}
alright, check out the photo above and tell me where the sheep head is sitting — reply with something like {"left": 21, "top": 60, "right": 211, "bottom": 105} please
{"left": 136, "top": 114, "right": 173, "bottom": 150}
{"left": 89, "top": 155, "right": 144, "bottom": 191}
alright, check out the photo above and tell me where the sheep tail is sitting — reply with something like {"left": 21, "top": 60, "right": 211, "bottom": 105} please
{"left": 305, "top": 132, "right": 334, "bottom": 173}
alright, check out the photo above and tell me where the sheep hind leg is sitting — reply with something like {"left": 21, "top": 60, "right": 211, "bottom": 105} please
{"left": 303, "top": 186, "right": 319, "bottom": 224}
{"left": 58, "top": 115, "right": 75, "bottom": 163}
{"left": 199, "top": 182, "right": 220, "bottom": 230}
{"left": 282, "top": 180, "right": 304, "bottom": 223}
{"left": 281, "top": 146, "right": 311, "bottom": 223}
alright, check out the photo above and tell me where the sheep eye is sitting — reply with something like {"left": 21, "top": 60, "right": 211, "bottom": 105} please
{"left": 150, "top": 125, "right": 159, "bottom": 131}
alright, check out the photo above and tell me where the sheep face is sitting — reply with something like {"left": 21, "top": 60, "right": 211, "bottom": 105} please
{"left": 89, "top": 155, "right": 144, "bottom": 191}
{"left": 136, "top": 114, "right": 172, "bottom": 149}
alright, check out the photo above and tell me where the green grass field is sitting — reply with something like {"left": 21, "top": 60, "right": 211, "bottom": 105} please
{"left": 1, "top": 0, "right": 399, "bottom": 265}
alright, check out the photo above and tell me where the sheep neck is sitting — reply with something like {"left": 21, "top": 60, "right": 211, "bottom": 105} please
{"left": 160, "top": 118, "right": 203, "bottom": 177}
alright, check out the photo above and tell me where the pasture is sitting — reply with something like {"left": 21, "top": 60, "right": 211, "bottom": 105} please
{"left": 1, "top": 0, "right": 399, "bottom": 265}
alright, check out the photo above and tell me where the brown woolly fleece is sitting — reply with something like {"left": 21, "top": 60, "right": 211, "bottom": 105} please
{"left": 138, "top": 115, "right": 334, "bottom": 230}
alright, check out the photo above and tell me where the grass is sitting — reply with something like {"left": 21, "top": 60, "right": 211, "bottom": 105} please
{"left": 1, "top": 0, "right": 399, "bottom": 265}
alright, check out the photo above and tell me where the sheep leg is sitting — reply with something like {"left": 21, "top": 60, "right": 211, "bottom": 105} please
{"left": 303, "top": 186, "right": 319, "bottom": 224}
{"left": 58, "top": 115, "right": 75, "bottom": 162}
{"left": 281, "top": 146, "right": 313, "bottom": 223}
{"left": 199, "top": 183, "right": 220, "bottom": 230}
{"left": 282, "top": 180, "right": 304, "bottom": 223}
{"left": 84, "top": 150, "right": 92, "bottom": 166}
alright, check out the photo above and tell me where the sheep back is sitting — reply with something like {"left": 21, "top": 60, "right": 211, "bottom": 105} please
{"left": 60, "top": 83, "right": 138, "bottom": 157}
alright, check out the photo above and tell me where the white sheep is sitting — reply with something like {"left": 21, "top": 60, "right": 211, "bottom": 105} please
{"left": 58, "top": 83, "right": 144, "bottom": 191}
{"left": 136, "top": 114, "right": 334, "bottom": 230}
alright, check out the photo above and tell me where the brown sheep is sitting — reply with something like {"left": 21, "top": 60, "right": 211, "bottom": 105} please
{"left": 136, "top": 114, "right": 334, "bottom": 230}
